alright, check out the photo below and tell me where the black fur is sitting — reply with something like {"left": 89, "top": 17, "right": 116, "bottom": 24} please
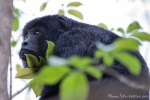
{"left": 19, "top": 15, "right": 149, "bottom": 100}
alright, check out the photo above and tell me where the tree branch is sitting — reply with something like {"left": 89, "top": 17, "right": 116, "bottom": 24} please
{"left": 12, "top": 83, "right": 29, "bottom": 99}
{"left": 103, "top": 68, "right": 149, "bottom": 91}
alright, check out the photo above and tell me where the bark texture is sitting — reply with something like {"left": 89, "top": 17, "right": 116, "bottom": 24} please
{"left": 0, "top": 0, "right": 13, "bottom": 100}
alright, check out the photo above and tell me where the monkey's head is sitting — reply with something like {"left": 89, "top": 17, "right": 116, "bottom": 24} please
{"left": 19, "top": 15, "right": 68, "bottom": 68}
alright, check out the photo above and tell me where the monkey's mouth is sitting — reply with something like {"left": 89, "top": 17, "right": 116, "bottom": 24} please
{"left": 19, "top": 49, "right": 37, "bottom": 68}
{"left": 19, "top": 49, "right": 36, "bottom": 60}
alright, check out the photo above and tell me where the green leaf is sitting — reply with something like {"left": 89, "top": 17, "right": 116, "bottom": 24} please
{"left": 68, "top": 56, "right": 91, "bottom": 70}
{"left": 12, "top": 17, "right": 19, "bottom": 31}
{"left": 67, "top": 2, "right": 82, "bottom": 7}
{"left": 85, "top": 66, "right": 102, "bottom": 79}
{"left": 114, "top": 38, "right": 141, "bottom": 52}
{"left": 103, "top": 53, "right": 114, "bottom": 67}
{"left": 39, "top": 56, "right": 46, "bottom": 67}
{"left": 132, "top": 32, "right": 150, "bottom": 41}
{"left": 60, "top": 72, "right": 89, "bottom": 100}
{"left": 13, "top": 8, "right": 19, "bottom": 14}
{"left": 45, "top": 41, "right": 55, "bottom": 58}
{"left": 68, "top": 9, "right": 83, "bottom": 20}
{"left": 115, "top": 52, "right": 141, "bottom": 75}
{"left": 32, "top": 84, "right": 44, "bottom": 97}
{"left": 94, "top": 50, "right": 105, "bottom": 58}
{"left": 15, "top": 68, "right": 35, "bottom": 79}
{"left": 98, "top": 23, "right": 108, "bottom": 29}
{"left": 40, "top": 2, "right": 47, "bottom": 11}
{"left": 16, "top": 64, "right": 22, "bottom": 72}
{"left": 11, "top": 40, "right": 17, "bottom": 47}
{"left": 29, "top": 66, "right": 70, "bottom": 87}
{"left": 95, "top": 50, "right": 114, "bottom": 67}
{"left": 25, "top": 54, "right": 39, "bottom": 68}
{"left": 79, "top": 57, "right": 91, "bottom": 67}
{"left": 127, "top": 21, "right": 141, "bottom": 33}
{"left": 117, "top": 28, "right": 124, "bottom": 34}
{"left": 68, "top": 56, "right": 80, "bottom": 66}
{"left": 58, "top": 9, "right": 65, "bottom": 15}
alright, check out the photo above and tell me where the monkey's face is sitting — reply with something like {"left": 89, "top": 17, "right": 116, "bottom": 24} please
{"left": 19, "top": 26, "right": 48, "bottom": 68}
{"left": 19, "top": 15, "right": 68, "bottom": 68}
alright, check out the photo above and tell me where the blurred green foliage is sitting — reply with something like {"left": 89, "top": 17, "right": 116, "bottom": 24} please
{"left": 12, "top": 1, "right": 150, "bottom": 100}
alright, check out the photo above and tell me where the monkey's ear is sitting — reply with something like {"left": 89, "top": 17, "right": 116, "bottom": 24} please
{"left": 56, "top": 16, "right": 67, "bottom": 33}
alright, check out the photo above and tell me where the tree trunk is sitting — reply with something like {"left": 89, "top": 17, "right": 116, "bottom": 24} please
{"left": 0, "top": 0, "right": 13, "bottom": 100}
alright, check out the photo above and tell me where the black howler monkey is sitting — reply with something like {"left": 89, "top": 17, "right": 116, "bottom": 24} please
{"left": 19, "top": 15, "right": 149, "bottom": 100}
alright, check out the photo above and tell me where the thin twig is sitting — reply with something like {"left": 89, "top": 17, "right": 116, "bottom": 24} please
{"left": 12, "top": 83, "right": 29, "bottom": 99}
{"left": 10, "top": 45, "right": 12, "bottom": 100}
{"left": 104, "top": 68, "right": 150, "bottom": 91}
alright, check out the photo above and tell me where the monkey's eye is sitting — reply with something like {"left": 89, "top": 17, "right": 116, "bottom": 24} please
{"left": 34, "top": 32, "right": 40, "bottom": 36}
{"left": 25, "top": 35, "right": 28, "bottom": 39}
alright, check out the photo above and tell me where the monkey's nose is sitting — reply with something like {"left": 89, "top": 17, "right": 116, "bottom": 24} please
{"left": 22, "top": 42, "right": 27, "bottom": 46}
